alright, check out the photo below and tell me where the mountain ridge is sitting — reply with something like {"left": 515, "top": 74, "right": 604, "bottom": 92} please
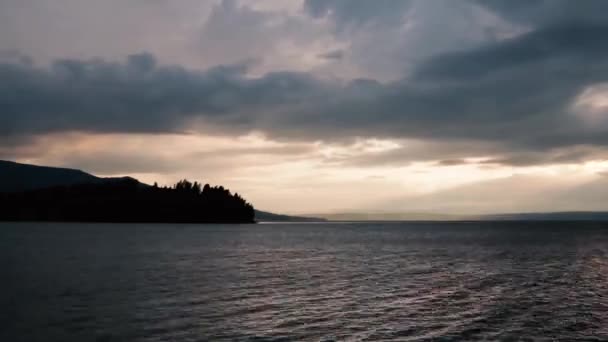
{"left": 0, "top": 160, "right": 323, "bottom": 222}
{"left": 310, "top": 211, "right": 608, "bottom": 221}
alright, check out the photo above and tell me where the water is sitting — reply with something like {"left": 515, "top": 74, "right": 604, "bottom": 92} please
{"left": 2, "top": 221, "right": 608, "bottom": 341}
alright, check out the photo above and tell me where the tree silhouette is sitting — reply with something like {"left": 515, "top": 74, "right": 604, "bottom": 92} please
{"left": 0, "top": 178, "right": 255, "bottom": 223}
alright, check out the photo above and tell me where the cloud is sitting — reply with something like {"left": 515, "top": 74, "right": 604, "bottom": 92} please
{"left": 3, "top": 0, "right": 608, "bottom": 170}
{"left": 0, "top": 0, "right": 339, "bottom": 75}
{"left": 0, "top": 52, "right": 329, "bottom": 138}
{"left": 476, "top": 0, "right": 608, "bottom": 27}
{"left": 3, "top": 22, "right": 608, "bottom": 166}
{"left": 198, "top": 0, "right": 337, "bottom": 74}
{"left": 437, "top": 159, "right": 469, "bottom": 167}
{"left": 304, "top": 0, "right": 413, "bottom": 32}
{"left": 0, "top": 0, "right": 215, "bottom": 67}
{"left": 414, "top": 25, "right": 608, "bottom": 83}
{"left": 317, "top": 49, "right": 344, "bottom": 60}
{"left": 380, "top": 173, "right": 608, "bottom": 215}
{"left": 303, "top": 0, "right": 520, "bottom": 80}
{"left": 2, "top": 133, "right": 317, "bottom": 177}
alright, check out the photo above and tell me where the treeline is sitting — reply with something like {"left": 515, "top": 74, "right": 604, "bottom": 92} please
{"left": 0, "top": 178, "right": 255, "bottom": 223}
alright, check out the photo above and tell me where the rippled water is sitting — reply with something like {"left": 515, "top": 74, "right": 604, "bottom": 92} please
{"left": 2, "top": 221, "right": 608, "bottom": 341}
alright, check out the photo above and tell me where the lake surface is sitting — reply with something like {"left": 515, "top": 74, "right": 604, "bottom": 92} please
{"left": 2, "top": 221, "right": 608, "bottom": 341}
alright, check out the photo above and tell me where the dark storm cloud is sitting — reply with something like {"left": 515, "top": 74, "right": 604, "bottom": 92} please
{"left": 0, "top": 53, "right": 329, "bottom": 137}
{"left": 475, "top": 0, "right": 608, "bottom": 27}
{"left": 304, "top": 26, "right": 608, "bottom": 147}
{"left": 3, "top": 0, "right": 608, "bottom": 167}
{"left": 303, "top": 0, "right": 606, "bottom": 33}
{"left": 2, "top": 23, "right": 608, "bottom": 159}
{"left": 414, "top": 25, "right": 608, "bottom": 83}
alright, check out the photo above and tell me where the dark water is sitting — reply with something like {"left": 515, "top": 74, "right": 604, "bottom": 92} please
{"left": 2, "top": 222, "right": 608, "bottom": 341}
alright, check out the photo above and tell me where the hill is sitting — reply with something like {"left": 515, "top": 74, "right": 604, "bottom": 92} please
{"left": 0, "top": 160, "right": 320, "bottom": 222}
{"left": 0, "top": 160, "right": 254, "bottom": 223}
{"left": 0, "top": 160, "right": 102, "bottom": 192}
{"left": 312, "top": 212, "right": 464, "bottom": 221}
{"left": 254, "top": 210, "right": 326, "bottom": 222}
{"left": 481, "top": 212, "right": 608, "bottom": 221}
{"left": 313, "top": 211, "right": 608, "bottom": 222}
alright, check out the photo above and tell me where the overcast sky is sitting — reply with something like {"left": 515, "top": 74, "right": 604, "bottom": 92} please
{"left": 2, "top": 0, "right": 608, "bottom": 214}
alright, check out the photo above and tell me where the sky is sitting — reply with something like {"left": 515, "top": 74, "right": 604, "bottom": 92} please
{"left": 2, "top": 0, "right": 608, "bottom": 215}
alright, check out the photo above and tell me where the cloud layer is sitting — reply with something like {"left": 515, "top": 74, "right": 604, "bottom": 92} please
{"left": 3, "top": 18, "right": 608, "bottom": 165}
{"left": 3, "top": 0, "right": 608, "bottom": 212}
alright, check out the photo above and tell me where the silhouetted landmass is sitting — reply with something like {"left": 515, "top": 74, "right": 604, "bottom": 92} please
{"left": 0, "top": 160, "right": 153, "bottom": 193}
{"left": 481, "top": 212, "right": 608, "bottom": 221}
{"left": 0, "top": 160, "right": 254, "bottom": 223}
{"left": 0, "top": 160, "right": 325, "bottom": 222}
{"left": 313, "top": 212, "right": 465, "bottom": 221}
{"left": 0, "top": 177, "right": 255, "bottom": 223}
{"left": 254, "top": 210, "right": 326, "bottom": 222}
{"left": 0, "top": 160, "right": 103, "bottom": 192}
{"left": 313, "top": 211, "right": 608, "bottom": 221}
{"left": 11, "top": 160, "right": 603, "bottom": 223}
